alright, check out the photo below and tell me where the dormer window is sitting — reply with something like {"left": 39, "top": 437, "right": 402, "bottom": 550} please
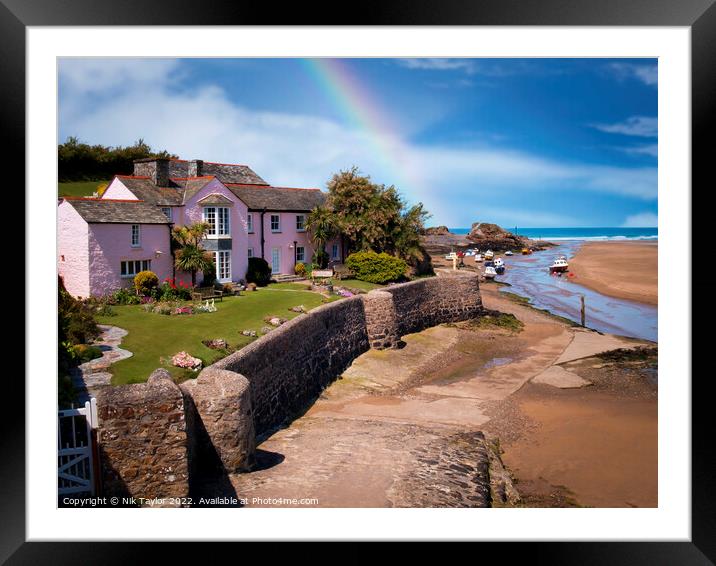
{"left": 161, "top": 207, "right": 173, "bottom": 221}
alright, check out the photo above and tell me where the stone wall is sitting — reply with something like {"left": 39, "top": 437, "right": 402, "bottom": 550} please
{"left": 95, "top": 369, "right": 189, "bottom": 505}
{"left": 382, "top": 272, "right": 482, "bottom": 336}
{"left": 212, "top": 296, "right": 370, "bottom": 437}
{"left": 95, "top": 272, "right": 482, "bottom": 496}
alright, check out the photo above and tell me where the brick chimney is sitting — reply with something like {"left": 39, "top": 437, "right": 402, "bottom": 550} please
{"left": 133, "top": 158, "right": 170, "bottom": 187}
{"left": 188, "top": 159, "right": 204, "bottom": 178}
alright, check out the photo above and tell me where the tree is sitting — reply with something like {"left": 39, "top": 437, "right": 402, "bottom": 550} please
{"left": 306, "top": 204, "right": 336, "bottom": 268}
{"left": 324, "top": 167, "right": 430, "bottom": 260}
{"left": 172, "top": 222, "right": 214, "bottom": 287}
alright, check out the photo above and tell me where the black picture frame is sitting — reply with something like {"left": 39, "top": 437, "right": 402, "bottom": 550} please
{"left": 9, "top": 0, "right": 710, "bottom": 561}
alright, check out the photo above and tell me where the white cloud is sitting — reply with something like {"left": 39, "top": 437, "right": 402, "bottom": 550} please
{"left": 59, "top": 58, "right": 181, "bottom": 95}
{"left": 607, "top": 62, "right": 658, "bottom": 87}
{"left": 59, "top": 60, "right": 658, "bottom": 227}
{"left": 397, "top": 58, "right": 476, "bottom": 73}
{"left": 622, "top": 212, "right": 658, "bottom": 227}
{"left": 591, "top": 116, "right": 657, "bottom": 137}
{"left": 620, "top": 144, "right": 658, "bottom": 157}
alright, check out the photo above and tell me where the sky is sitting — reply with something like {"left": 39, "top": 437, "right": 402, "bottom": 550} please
{"left": 58, "top": 58, "right": 658, "bottom": 228}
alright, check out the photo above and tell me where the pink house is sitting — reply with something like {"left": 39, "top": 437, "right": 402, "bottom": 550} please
{"left": 58, "top": 157, "right": 343, "bottom": 298}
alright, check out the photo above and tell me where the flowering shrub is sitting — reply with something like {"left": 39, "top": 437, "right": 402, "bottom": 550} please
{"left": 337, "top": 289, "right": 354, "bottom": 298}
{"left": 294, "top": 262, "right": 306, "bottom": 277}
{"left": 160, "top": 278, "right": 192, "bottom": 301}
{"left": 171, "top": 351, "right": 202, "bottom": 370}
{"left": 174, "top": 306, "right": 194, "bottom": 315}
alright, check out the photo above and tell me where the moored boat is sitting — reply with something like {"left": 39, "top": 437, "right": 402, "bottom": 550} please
{"left": 521, "top": 248, "right": 532, "bottom": 255}
{"left": 474, "top": 253, "right": 483, "bottom": 262}
{"left": 484, "top": 266, "right": 497, "bottom": 279}
{"left": 484, "top": 249, "right": 494, "bottom": 260}
{"left": 505, "top": 250, "right": 514, "bottom": 256}
{"left": 494, "top": 257, "right": 505, "bottom": 274}
{"left": 549, "top": 256, "right": 569, "bottom": 273}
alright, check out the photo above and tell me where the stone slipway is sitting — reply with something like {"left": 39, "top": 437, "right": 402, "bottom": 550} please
{"left": 71, "top": 325, "right": 131, "bottom": 403}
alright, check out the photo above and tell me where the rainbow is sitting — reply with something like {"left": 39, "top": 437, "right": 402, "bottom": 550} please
{"left": 301, "top": 58, "right": 427, "bottom": 199}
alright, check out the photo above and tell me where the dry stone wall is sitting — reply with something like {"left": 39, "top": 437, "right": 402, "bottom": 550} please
{"left": 95, "top": 369, "right": 189, "bottom": 505}
{"left": 213, "top": 296, "right": 370, "bottom": 437}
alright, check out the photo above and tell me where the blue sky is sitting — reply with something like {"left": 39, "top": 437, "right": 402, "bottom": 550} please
{"left": 58, "top": 58, "right": 657, "bottom": 228}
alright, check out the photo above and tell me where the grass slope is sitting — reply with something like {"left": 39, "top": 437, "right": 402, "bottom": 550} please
{"left": 96, "top": 289, "right": 327, "bottom": 385}
{"left": 58, "top": 180, "right": 108, "bottom": 198}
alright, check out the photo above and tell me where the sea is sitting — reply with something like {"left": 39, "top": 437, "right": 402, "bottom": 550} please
{"left": 449, "top": 227, "right": 658, "bottom": 241}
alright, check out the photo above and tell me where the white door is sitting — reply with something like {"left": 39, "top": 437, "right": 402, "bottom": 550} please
{"left": 216, "top": 250, "right": 232, "bottom": 282}
{"left": 271, "top": 247, "right": 281, "bottom": 274}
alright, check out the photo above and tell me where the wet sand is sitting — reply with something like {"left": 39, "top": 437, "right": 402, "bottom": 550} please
{"left": 222, "top": 282, "right": 657, "bottom": 508}
{"left": 568, "top": 241, "right": 658, "bottom": 305}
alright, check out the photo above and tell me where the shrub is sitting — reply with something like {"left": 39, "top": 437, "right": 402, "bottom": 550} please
{"left": 159, "top": 278, "right": 192, "bottom": 301}
{"left": 294, "top": 262, "right": 306, "bottom": 277}
{"left": 134, "top": 270, "right": 159, "bottom": 296}
{"left": 200, "top": 261, "right": 217, "bottom": 287}
{"left": 345, "top": 251, "right": 408, "bottom": 284}
{"left": 312, "top": 249, "right": 329, "bottom": 269}
{"left": 59, "top": 277, "right": 100, "bottom": 345}
{"left": 71, "top": 343, "right": 103, "bottom": 364}
{"left": 112, "top": 287, "right": 141, "bottom": 305}
{"left": 245, "top": 257, "right": 272, "bottom": 286}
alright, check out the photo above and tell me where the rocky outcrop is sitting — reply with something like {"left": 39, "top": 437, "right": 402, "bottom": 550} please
{"left": 423, "top": 225, "right": 450, "bottom": 236}
{"left": 467, "top": 222, "right": 552, "bottom": 252}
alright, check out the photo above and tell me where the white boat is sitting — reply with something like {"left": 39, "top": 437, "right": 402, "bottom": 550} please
{"left": 484, "top": 249, "right": 494, "bottom": 260}
{"left": 505, "top": 250, "right": 514, "bottom": 256}
{"left": 484, "top": 266, "right": 497, "bottom": 279}
{"left": 474, "top": 253, "right": 483, "bottom": 262}
{"left": 494, "top": 257, "right": 505, "bottom": 268}
{"left": 549, "top": 256, "right": 569, "bottom": 273}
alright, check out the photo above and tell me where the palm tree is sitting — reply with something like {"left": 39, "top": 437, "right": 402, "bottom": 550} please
{"left": 306, "top": 205, "right": 336, "bottom": 268}
{"left": 172, "top": 222, "right": 214, "bottom": 287}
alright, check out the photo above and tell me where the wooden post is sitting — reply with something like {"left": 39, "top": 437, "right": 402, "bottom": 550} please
{"left": 580, "top": 295, "right": 586, "bottom": 327}
{"left": 452, "top": 255, "right": 457, "bottom": 271}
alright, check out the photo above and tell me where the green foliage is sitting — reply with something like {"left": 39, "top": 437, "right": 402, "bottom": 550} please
{"left": 134, "top": 270, "right": 159, "bottom": 296}
{"left": 312, "top": 249, "right": 329, "bottom": 269}
{"left": 58, "top": 137, "right": 178, "bottom": 182}
{"left": 59, "top": 276, "right": 100, "bottom": 345}
{"left": 172, "top": 223, "right": 213, "bottom": 287}
{"left": 70, "top": 343, "right": 103, "bottom": 363}
{"left": 112, "top": 287, "right": 142, "bottom": 305}
{"left": 345, "top": 251, "right": 408, "bottom": 284}
{"left": 294, "top": 262, "right": 306, "bottom": 277}
{"left": 308, "top": 167, "right": 430, "bottom": 262}
{"left": 245, "top": 257, "right": 272, "bottom": 286}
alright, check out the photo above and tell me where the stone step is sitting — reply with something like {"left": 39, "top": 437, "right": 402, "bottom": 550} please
{"left": 273, "top": 274, "right": 305, "bottom": 283}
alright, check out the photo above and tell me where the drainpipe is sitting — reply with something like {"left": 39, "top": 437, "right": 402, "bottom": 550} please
{"left": 168, "top": 222, "right": 176, "bottom": 280}
{"left": 260, "top": 208, "right": 266, "bottom": 260}
{"left": 293, "top": 240, "right": 297, "bottom": 265}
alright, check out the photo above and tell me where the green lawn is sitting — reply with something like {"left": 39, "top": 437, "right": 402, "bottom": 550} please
{"left": 96, "top": 289, "right": 327, "bottom": 385}
{"left": 58, "top": 180, "right": 109, "bottom": 198}
{"left": 334, "top": 279, "right": 384, "bottom": 292}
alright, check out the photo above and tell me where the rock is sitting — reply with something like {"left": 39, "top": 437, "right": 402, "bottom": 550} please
{"left": 466, "top": 222, "right": 543, "bottom": 252}
{"left": 532, "top": 365, "right": 592, "bottom": 388}
{"left": 423, "top": 225, "right": 450, "bottom": 235}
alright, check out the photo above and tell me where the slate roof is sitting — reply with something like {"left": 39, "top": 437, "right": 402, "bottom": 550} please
{"left": 226, "top": 184, "right": 326, "bottom": 211}
{"left": 168, "top": 176, "right": 217, "bottom": 204}
{"left": 115, "top": 176, "right": 184, "bottom": 206}
{"left": 64, "top": 198, "right": 172, "bottom": 224}
{"left": 169, "top": 159, "right": 268, "bottom": 185}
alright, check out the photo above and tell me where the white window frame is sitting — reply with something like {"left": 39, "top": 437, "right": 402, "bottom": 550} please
{"left": 296, "top": 214, "right": 306, "bottom": 232}
{"left": 120, "top": 259, "right": 151, "bottom": 278}
{"left": 247, "top": 247, "right": 254, "bottom": 258}
{"left": 270, "top": 214, "right": 281, "bottom": 233}
{"left": 203, "top": 206, "right": 231, "bottom": 238}
{"left": 131, "top": 224, "right": 141, "bottom": 248}
{"left": 296, "top": 245, "right": 305, "bottom": 263}
{"left": 161, "top": 207, "right": 173, "bottom": 221}
{"left": 247, "top": 213, "right": 254, "bottom": 233}
{"left": 215, "top": 250, "right": 232, "bottom": 283}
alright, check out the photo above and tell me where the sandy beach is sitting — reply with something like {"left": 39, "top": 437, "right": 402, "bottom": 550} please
{"left": 568, "top": 241, "right": 658, "bottom": 306}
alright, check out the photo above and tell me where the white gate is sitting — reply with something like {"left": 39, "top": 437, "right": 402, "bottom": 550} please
{"left": 58, "top": 398, "right": 99, "bottom": 496}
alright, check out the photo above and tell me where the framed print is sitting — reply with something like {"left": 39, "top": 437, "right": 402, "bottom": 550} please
{"left": 7, "top": 0, "right": 713, "bottom": 560}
